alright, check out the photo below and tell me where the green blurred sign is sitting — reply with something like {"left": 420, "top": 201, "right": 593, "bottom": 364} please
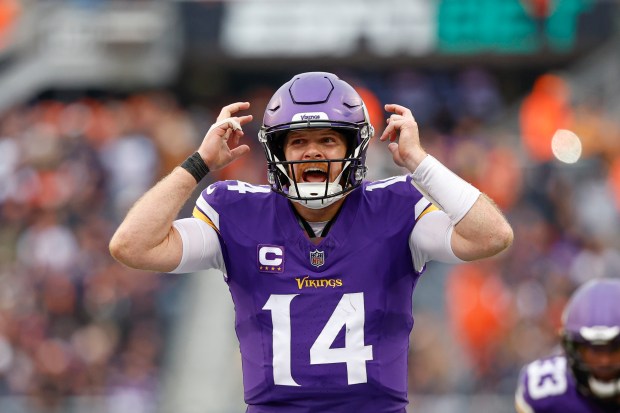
{"left": 438, "top": 0, "right": 592, "bottom": 54}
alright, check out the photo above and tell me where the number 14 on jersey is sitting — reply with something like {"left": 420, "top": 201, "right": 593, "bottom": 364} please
{"left": 263, "top": 292, "right": 374, "bottom": 386}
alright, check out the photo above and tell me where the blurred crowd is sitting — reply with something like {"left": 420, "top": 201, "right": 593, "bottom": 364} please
{"left": 0, "top": 94, "right": 201, "bottom": 412}
{"left": 0, "top": 66, "right": 619, "bottom": 411}
{"left": 404, "top": 69, "right": 620, "bottom": 396}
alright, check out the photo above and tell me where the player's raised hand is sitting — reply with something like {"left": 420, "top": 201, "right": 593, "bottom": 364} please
{"left": 198, "top": 102, "right": 253, "bottom": 171}
{"left": 379, "top": 104, "right": 428, "bottom": 172}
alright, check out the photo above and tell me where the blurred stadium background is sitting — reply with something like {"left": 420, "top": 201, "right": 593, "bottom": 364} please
{"left": 0, "top": 0, "right": 619, "bottom": 412}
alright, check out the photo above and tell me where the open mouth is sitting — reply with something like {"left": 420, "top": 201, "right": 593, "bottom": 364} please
{"left": 590, "top": 367, "right": 619, "bottom": 382}
{"left": 301, "top": 167, "right": 328, "bottom": 183}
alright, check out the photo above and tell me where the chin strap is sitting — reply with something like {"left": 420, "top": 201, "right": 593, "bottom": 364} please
{"left": 289, "top": 183, "right": 344, "bottom": 209}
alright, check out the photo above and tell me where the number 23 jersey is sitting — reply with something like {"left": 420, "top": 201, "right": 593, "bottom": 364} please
{"left": 194, "top": 176, "right": 431, "bottom": 413}
{"left": 516, "top": 355, "right": 620, "bottom": 413}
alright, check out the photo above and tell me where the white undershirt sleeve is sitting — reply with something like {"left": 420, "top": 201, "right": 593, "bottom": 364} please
{"left": 409, "top": 210, "right": 464, "bottom": 272}
{"left": 170, "top": 218, "right": 226, "bottom": 274}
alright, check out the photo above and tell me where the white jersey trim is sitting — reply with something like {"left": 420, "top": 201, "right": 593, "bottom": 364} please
{"left": 196, "top": 195, "right": 221, "bottom": 230}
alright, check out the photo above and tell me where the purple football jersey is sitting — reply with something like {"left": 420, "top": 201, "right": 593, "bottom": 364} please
{"left": 516, "top": 355, "right": 620, "bottom": 413}
{"left": 193, "top": 176, "right": 429, "bottom": 413}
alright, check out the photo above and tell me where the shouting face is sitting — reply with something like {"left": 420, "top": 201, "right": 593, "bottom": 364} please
{"left": 283, "top": 128, "right": 348, "bottom": 184}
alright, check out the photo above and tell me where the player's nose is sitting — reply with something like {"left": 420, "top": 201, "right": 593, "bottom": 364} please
{"left": 302, "top": 142, "right": 324, "bottom": 159}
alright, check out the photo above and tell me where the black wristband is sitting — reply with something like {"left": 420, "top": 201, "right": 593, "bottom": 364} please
{"left": 181, "top": 152, "right": 210, "bottom": 183}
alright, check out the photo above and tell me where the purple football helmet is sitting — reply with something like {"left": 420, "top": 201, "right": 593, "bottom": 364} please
{"left": 561, "top": 278, "right": 620, "bottom": 401}
{"left": 258, "top": 72, "right": 374, "bottom": 209}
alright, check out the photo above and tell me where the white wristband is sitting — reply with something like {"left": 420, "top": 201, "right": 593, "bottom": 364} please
{"left": 411, "top": 155, "right": 480, "bottom": 224}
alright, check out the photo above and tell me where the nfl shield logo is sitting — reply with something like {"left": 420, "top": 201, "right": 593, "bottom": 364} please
{"left": 309, "top": 249, "right": 325, "bottom": 268}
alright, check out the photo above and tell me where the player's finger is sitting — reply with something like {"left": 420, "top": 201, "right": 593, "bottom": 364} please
{"left": 238, "top": 114, "right": 253, "bottom": 126}
{"left": 381, "top": 119, "right": 401, "bottom": 140}
{"left": 388, "top": 142, "right": 405, "bottom": 167}
{"left": 380, "top": 130, "right": 398, "bottom": 143}
{"left": 217, "top": 102, "right": 250, "bottom": 121}
{"left": 230, "top": 144, "right": 251, "bottom": 161}
{"left": 383, "top": 119, "right": 406, "bottom": 141}
{"left": 379, "top": 123, "right": 393, "bottom": 141}
{"left": 230, "top": 129, "right": 245, "bottom": 146}
{"left": 389, "top": 114, "right": 403, "bottom": 123}
{"left": 385, "top": 103, "right": 413, "bottom": 118}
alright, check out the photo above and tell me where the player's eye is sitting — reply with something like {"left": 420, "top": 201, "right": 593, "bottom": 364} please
{"left": 322, "top": 136, "right": 339, "bottom": 144}
{"left": 288, "top": 138, "right": 304, "bottom": 146}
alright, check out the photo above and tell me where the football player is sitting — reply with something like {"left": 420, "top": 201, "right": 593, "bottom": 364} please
{"left": 110, "top": 72, "right": 513, "bottom": 412}
{"left": 516, "top": 278, "right": 620, "bottom": 413}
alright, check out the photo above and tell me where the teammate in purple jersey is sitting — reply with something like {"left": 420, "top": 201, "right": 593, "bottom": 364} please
{"left": 110, "top": 72, "right": 513, "bottom": 412}
{"left": 516, "top": 279, "right": 620, "bottom": 413}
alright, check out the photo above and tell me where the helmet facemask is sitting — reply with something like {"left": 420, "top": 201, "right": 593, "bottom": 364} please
{"left": 563, "top": 333, "right": 620, "bottom": 401}
{"left": 259, "top": 122, "right": 372, "bottom": 209}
